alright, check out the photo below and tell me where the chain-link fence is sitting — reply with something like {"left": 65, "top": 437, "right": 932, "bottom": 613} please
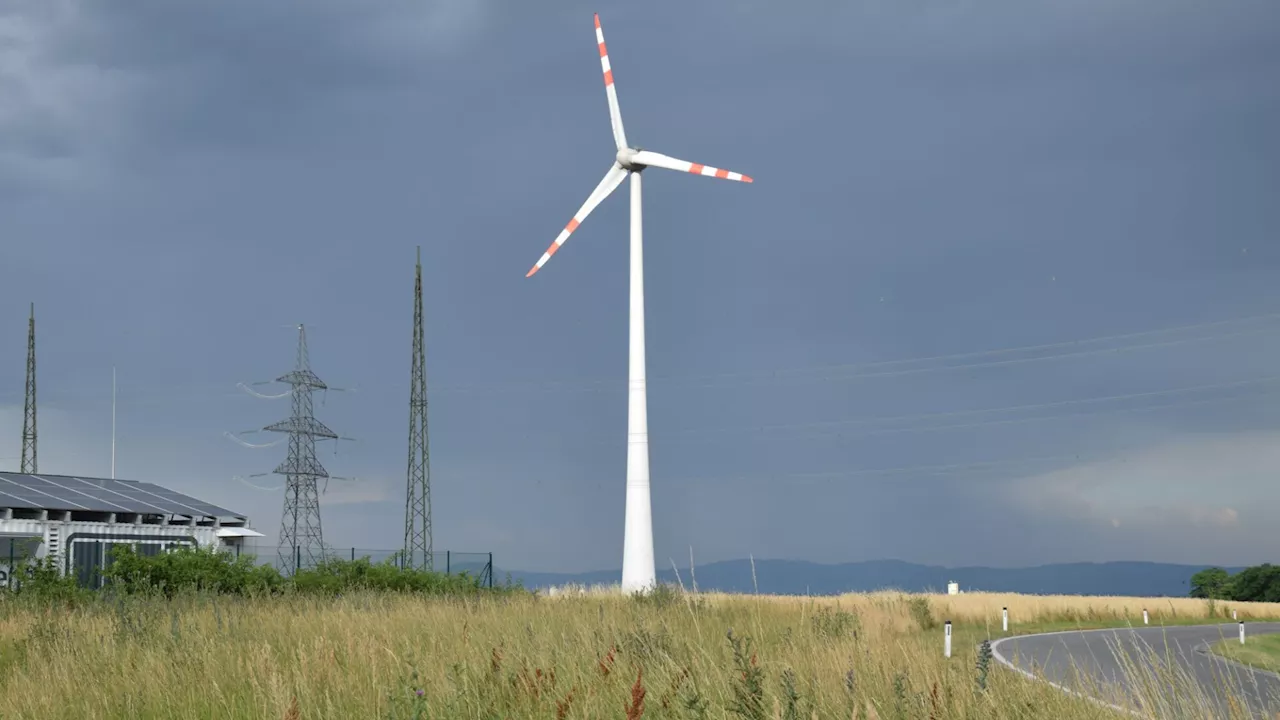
{"left": 231, "top": 543, "right": 494, "bottom": 588}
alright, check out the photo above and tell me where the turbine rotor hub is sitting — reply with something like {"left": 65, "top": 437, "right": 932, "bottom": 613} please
{"left": 617, "top": 147, "right": 643, "bottom": 171}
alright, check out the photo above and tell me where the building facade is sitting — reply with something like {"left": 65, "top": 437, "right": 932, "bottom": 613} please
{"left": 0, "top": 472, "right": 261, "bottom": 588}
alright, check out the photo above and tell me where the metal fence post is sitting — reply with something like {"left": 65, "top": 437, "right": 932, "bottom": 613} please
{"left": 351, "top": 547, "right": 355, "bottom": 562}
{"left": 446, "top": 550, "right": 451, "bottom": 575}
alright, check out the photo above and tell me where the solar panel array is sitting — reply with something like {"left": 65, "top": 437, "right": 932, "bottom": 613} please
{"left": 0, "top": 473, "right": 245, "bottom": 520}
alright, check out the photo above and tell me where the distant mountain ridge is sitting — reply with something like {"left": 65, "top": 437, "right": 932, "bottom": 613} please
{"left": 502, "top": 559, "right": 1248, "bottom": 597}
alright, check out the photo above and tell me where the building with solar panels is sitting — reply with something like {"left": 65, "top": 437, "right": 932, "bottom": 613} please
{"left": 0, "top": 471, "right": 262, "bottom": 588}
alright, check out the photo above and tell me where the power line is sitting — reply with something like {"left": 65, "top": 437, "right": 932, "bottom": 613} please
{"left": 427, "top": 313, "right": 1280, "bottom": 394}
{"left": 6, "top": 309, "right": 1277, "bottom": 404}
{"left": 785, "top": 388, "right": 1280, "bottom": 442}
{"left": 688, "top": 323, "right": 1280, "bottom": 390}
{"left": 515, "top": 373, "right": 1280, "bottom": 447}
{"left": 680, "top": 374, "right": 1280, "bottom": 436}
{"left": 752, "top": 310, "right": 1280, "bottom": 380}
{"left": 663, "top": 452, "right": 1093, "bottom": 486}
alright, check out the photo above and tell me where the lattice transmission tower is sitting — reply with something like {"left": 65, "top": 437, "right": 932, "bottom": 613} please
{"left": 20, "top": 303, "right": 37, "bottom": 474}
{"left": 263, "top": 324, "right": 339, "bottom": 573}
{"left": 404, "top": 246, "right": 432, "bottom": 570}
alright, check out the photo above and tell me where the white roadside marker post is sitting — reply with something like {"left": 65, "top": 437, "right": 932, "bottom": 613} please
{"left": 944, "top": 620, "right": 952, "bottom": 658}
{"left": 1240, "top": 621, "right": 1245, "bottom": 645}
{"left": 1002, "top": 607, "right": 1008, "bottom": 632}
{"left": 1142, "top": 609, "right": 1149, "bottom": 625}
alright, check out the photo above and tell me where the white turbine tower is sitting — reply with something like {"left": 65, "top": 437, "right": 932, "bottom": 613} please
{"left": 525, "top": 13, "right": 753, "bottom": 594}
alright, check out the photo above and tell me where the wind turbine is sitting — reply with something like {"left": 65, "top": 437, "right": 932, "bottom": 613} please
{"left": 525, "top": 13, "right": 753, "bottom": 594}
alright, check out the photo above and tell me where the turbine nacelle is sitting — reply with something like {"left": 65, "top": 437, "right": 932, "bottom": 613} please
{"left": 617, "top": 147, "right": 644, "bottom": 171}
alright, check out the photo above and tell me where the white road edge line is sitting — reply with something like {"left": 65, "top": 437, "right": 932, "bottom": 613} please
{"left": 990, "top": 623, "right": 1280, "bottom": 718}
{"left": 990, "top": 628, "right": 1147, "bottom": 719}
{"left": 1192, "top": 639, "right": 1280, "bottom": 680}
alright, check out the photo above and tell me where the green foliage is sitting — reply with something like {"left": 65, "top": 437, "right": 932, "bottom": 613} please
{"left": 627, "top": 581, "right": 683, "bottom": 609}
{"left": 779, "top": 667, "right": 801, "bottom": 720}
{"left": 11, "top": 556, "right": 90, "bottom": 604}
{"left": 891, "top": 671, "right": 909, "bottom": 720}
{"left": 1189, "top": 564, "right": 1280, "bottom": 603}
{"left": 103, "top": 544, "right": 285, "bottom": 598}
{"left": 906, "top": 596, "right": 937, "bottom": 630}
{"left": 726, "top": 628, "right": 766, "bottom": 720}
{"left": 974, "top": 639, "right": 993, "bottom": 691}
{"left": 0, "top": 545, "right": 523, "bottom": 602}
{"left": 621, "top": 624, "right": 673, "bottom": 660}
{"left": 290, "top": 556, "right": 509, "bottom": 596}
{"left": 810, "top": 606, "right": 860, "bottom": 640}
{"left": 385, "top": 654, "right": 431, "bottom": 720}
{"left": 1227, "top": 563, "right": 1280, "bottom": 603}
{"left": 1189, "top": 567, "right": 1231, "bottom": 599}
{"left": 680, "top": 688, "right": 710, "bottom": 719}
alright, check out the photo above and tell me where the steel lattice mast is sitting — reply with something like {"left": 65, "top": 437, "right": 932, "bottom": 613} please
{"left": 264, "top": 324, "right": 338, "bottom": 573}
{"left": 404, "top": 246, "right": 432, "bottom": 570}
{"left": 20, "top": 303, "right": 37, "bottom": 474}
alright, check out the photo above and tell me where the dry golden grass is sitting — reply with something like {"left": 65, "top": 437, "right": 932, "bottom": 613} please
{"left": 0, "top": 590, "right": 1276, "bottom": 719}
{"left": 549, "top": 583, "right": 1280, "bottom": 632}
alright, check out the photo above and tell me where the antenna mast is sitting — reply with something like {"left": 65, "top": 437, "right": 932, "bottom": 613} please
{"left": 20, "top": 303, "right": 36, "bottom": 474}
{"left": 263, "top": 324, "right": 339, "bottom": 573}
{"left": 404, "top": 246, "right": 433, "bottom": 570}
{"left": 111, "top": 366, "right": 117, "bottom": 479}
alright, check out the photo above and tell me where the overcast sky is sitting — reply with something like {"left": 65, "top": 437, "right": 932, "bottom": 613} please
{"left": 2, "top": 0, "right": 1278, "bottom": 574}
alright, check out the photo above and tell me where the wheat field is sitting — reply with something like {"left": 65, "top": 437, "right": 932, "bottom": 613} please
{"left": 0, "top": 589, "right": 1277, "bottom": 719}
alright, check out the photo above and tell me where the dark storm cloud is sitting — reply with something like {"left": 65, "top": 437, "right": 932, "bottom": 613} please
{"left": 1, "top": 0, "right": 1278, "bottom": 573}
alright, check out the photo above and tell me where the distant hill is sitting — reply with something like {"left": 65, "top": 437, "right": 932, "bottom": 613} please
{"left": 500, "top": 559, "right": 1249, "bottom": 598}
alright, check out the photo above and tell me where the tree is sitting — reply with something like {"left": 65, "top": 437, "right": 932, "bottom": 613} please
{"left": 1189, "top": 567, "right": 1231, "bottom": 599}
{"left": 1225, "top": 564, "right": 1280, "bottom": 603}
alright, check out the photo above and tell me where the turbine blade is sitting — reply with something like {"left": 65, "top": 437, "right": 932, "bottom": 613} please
{"left": 595, "top": 13, "right": 627, "bottom": 151}
{"left": 527, "top": 162, "right": 629, "bottom": 277}
{"left": 631, "top": 150, "right": 754, "bottom": 183}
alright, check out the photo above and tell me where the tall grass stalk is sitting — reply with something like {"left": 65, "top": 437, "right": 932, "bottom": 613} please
{"left": 0, "top": 590, "right": 1277, "bottom": 718}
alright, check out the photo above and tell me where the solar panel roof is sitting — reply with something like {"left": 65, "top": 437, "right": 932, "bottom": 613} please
{"left": 0, "top": 473, "right": 246, "bottom": 520}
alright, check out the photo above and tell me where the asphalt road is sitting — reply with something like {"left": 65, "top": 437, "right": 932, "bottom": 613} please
{"left": 992, "top": 622, "right": 1280, "bottom": 717}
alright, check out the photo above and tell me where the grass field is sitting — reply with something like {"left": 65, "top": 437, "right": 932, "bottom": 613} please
{"left": 0, "top": 588, "right": 1277, "bottom": 719}
{"left": 1210, "top": 631, "right": 1280, "bottom": 675}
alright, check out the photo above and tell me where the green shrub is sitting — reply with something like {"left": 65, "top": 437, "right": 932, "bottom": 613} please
{"left": 810, "top": 606, "right": 860, "bottom": 640}
{"left": 290, "top": 556, "right": 523, "bottom": 598}
{"left": 906, "top": 596, "right": 937, "bottom": 630}
{"left": 627, "top": 581, "right": 684, "bottom": 609}
{"left": 103, "top": 544, "right": 285, "bottom": 598}
{"left": 11, "top": 556, "right": 90, "bottom": 605}
{"left": 4, "top": 546, "right": 524, "bottom": 604}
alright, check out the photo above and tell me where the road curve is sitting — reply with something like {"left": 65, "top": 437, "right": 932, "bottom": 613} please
{"left": 991, "top": 622, "right": 1280, "bottom": 718}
